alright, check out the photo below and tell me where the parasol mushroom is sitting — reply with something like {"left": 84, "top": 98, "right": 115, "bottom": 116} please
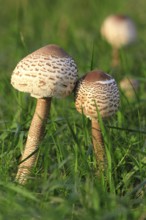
{"left": 11, "top": 44, "right": 78, "bottom": 184}
{"left": 100, "top": 15, "right": 137, "bottom": 66}
{"left": 74, "top": 70, "right": 119, "bottom": 173}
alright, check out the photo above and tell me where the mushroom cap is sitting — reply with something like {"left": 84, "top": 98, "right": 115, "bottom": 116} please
{"left": 74, "top": 70, "right": 120, "bottom": 119}
{"left": 11, "top": 44, "right": 78, "bottom": 98}
{"left": 101, "top": 15, "right": 137, "bottom": 48}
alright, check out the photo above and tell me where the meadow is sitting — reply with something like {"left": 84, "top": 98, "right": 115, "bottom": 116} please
{"left": 0, "top": 0, "right": 146, "bottom": 219}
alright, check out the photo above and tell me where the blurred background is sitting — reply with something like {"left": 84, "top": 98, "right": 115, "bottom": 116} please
{"left": 1, "top": 0, "right": 146, "bottom": 70}
{"left": 1, "top": 0, "right": 146, "bottom": 115}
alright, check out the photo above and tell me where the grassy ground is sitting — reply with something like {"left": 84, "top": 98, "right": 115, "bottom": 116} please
{"left": 0, "top": 0, "right": 146, "bottom": 219}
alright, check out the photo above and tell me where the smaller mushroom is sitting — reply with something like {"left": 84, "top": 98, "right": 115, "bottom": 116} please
{"left": 120, "top": 77, "right": 139, "bottom": 100}
{"left": 74, "top": 70, "right": 119, "bottom": 173}
{"left": 11, "top": 44, "right": 78, "bottom": 184}
{"left": 100, "top": 15, "right": 137, "bottom": 66}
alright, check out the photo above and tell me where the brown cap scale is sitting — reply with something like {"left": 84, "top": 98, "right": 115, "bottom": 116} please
{"left": 12, "top": 44, "right": 78, "bottom": 184}
{"left": 74, "top": 70, "right": 119, "bottom": 173}
{"left": 100, "top": 15, "right": 137, "bottom": 66}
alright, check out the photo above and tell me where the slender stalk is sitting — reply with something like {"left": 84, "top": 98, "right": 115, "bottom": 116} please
{"left": 112, "top": 47, "right": 120, "bottom": 67}
{"left": 16, "top": 97, "right": 51, "bottom": 184}
{"left": 91, "top": 119, "right": 106, "bottom": 173}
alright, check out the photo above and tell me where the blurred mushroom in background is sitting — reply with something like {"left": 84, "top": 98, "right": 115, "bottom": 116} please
{"left": 100, "top": 15, "right": 137, "bottom": 67}
{"left": 120, "top": 77, "right": 139, "bottom": 100}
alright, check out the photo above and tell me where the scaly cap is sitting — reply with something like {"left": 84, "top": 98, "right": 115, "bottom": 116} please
{"left": 11, "top": 44, "right": 78, "bottom": 98}
{"left": 75, "top": 70, "right": 120, "bottom": 119}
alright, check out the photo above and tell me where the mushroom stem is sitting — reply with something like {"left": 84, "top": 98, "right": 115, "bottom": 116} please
{"left": 16, "top": 97, "right": 51, "bottom": 184}
{"left": 112, "top": 47, "right": 120, "bottom": 67}
{"left": 91, "top": 119, "right": 106, "bottom": 173}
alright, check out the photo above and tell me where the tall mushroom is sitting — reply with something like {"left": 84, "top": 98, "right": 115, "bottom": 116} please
{"left": 74, "top": 70, "right": 119, "bottom": 173}
{"left": 11, "top": 44, "right": 78, "bottom": 184}
{"left": 100, "top": 15, "right": 137, "bottom": 66}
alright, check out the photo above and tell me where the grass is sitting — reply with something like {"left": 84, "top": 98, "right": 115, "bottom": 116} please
{"left": 0, "top": 0, "right": 146, "bottom": 219}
